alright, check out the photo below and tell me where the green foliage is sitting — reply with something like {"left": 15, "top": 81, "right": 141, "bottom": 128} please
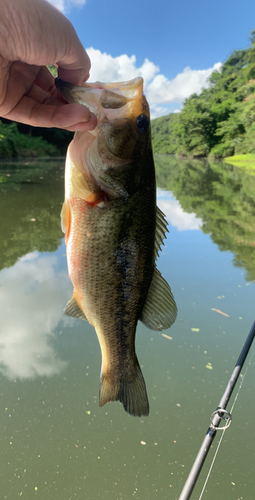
{"left": 0, "top": 121, "right": 61, "bottom": 158}
{"left": 151, "top": 113, "right": 181, "bottom": 154}
{"left": 47, "top": 64, "right": 58, "bottom": 77}
{"left": 151, "top": 30, "right": 255, "bottom": 158}
{"left": 224, "top": 153, "right": 255, "bottom": 172}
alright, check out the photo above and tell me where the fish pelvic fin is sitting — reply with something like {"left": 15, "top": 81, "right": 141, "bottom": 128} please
{"left": 64, "top": 292, "right": 88, "bottom": 321}
{"left": 99, "top": 359, "right": 149, "bottom": 417}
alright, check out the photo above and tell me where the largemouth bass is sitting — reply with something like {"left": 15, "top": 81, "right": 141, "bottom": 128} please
{"left": 56, "top": 76, "right": 177, "bottom": 417}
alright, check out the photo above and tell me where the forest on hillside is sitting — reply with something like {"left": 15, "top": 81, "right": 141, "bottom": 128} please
{"left": 1, "top": 33, "right": 255, "bottom": 160}
{"left": 151, "top": 31, "right": 255, "bottom": 158}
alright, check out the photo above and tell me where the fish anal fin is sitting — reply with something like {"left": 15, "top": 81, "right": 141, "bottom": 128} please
{"left": 64, "top": 292, "right": 88, "bottom": 321}
{"left": 60, "top": 199, "right": 71, "bottom": 244}
{"left": 99, "top": 360, "right": 149, "bottom": 417}
{"left": 155, "top": 206, "right": 169, "bottom": 260}
{"left": 140, "top": 267, "right": 177, "bottom": 331}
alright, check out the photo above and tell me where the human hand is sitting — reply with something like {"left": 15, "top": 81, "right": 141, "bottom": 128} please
{"left": 0, "top": 0, "right": 96, "bottom": 131}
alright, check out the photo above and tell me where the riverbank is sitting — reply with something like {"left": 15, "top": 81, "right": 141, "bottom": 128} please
{"left": 224, "top": 154, "right": 255, "bottom": 174}
{"left": 0, "top": 121, "right": 64, "bottom": 158}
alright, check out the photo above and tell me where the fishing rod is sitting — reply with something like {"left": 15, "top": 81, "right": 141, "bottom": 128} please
{"left": 178, "top": 320, "right": 255, "bottom": 500}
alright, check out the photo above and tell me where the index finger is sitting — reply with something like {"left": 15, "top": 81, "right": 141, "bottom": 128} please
{"left": 57, "top": 42, "right": 91, "bottom": 85}
{"left": 3, "top": 0, "right": 91, "bottom": 86}
{"left": 54, "top": 15, "right": 91, "bottom": 85}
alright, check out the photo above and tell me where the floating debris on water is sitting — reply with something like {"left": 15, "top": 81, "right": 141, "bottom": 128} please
{"left": 211, "top": 308, "right": 229, "bottom": 317}
{"left": 162, "top": 333, "right": 173, "bottom": 340}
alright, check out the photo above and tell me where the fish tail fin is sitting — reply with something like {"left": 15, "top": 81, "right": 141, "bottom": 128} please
{"left": 99, "top": 359, "right": 149, "bottom": 417}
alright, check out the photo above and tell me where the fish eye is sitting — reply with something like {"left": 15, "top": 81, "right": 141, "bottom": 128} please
{"left": 136, "top": 114, "right": 150, "bottom": 133}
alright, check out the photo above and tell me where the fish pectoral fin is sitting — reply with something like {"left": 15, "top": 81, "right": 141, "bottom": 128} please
{"left": 139, "top": 267, "right": 177, "bottom": 331}
{"left": 60, "top": 199, "right": 72, "bottom": 244}
{"left": 154, "top": 206, "right": 169, "bottom": 260}
{"left": 72, "top": 164, "right": 94, "bottom": 200}
{"left": 64, "top": 293, "right": 88, "bottom": 321}
{"left": 60, "top": 200, "right": 68, "bottom": 233}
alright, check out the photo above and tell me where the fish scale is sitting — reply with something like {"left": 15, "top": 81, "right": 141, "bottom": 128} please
{"left": 56, "top": 76, "right": 177, "bottom": 417}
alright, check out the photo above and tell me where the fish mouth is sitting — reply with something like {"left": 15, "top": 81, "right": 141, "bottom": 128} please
{"left": 55, "top": 76, "right": 143, "bottom": 94}
{"left": 55, "top": 77, "right": 144, "bottom": 115}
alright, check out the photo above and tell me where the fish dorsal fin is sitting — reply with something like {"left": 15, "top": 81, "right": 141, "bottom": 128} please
{"left": 155, "top": 206, "right": 169, "bottom": 260}
{"left": 139, "top": 267, "right": 177, "bottom": 331}
{"left": 64, "top": 293, "right": 88, "bottom": 321}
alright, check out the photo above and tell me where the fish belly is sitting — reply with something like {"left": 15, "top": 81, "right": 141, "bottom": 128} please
{"left": 67, "top": 195, "right": 154, "bottom": 416}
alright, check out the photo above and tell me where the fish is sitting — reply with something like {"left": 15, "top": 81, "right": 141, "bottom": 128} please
{"left": 55, "top": 76, "right": 177, "bottom": 417}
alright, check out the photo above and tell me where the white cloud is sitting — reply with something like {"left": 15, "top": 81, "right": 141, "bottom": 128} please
{"left": 48, "top": 0, "right": 85, "bottom": 13}
{"left": 146, "top": 63, "right": 222, "bottom": 105}
{"left": 157, "top": 189, "right": 202, "bottom": 231}
{"left": 86, "top": 48, "right": 222, "bottom": 118}
{"left": 86, "top": 48, "right": 159, "bottom": 86}
{"left": 0, "top": 252, "right": 71, "bottom": 379}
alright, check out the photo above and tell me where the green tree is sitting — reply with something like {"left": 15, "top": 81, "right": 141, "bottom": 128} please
{"left": 151, "top": 30, "right": 255, "bottom": 158}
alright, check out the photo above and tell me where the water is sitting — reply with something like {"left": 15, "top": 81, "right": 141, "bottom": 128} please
{"left": 0, "top": 156, "right": 255, "bottom": 500}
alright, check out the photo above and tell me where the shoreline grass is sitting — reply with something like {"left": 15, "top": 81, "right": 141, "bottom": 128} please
{"left": 224, "top": 154, "right": 255, "bottom": 173}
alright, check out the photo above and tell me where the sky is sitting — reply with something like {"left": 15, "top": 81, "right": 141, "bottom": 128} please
{"left": 49, "top": 0, "right": 255, "bottom": 118}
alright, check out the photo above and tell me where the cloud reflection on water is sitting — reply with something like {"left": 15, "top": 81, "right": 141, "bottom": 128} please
{"left": 0, "top": 252, "right": 70, "bottom": 380}
{"left": 0, "top": 190, "right": 201, "bottom": 380}
{"left": 157, "top": 188, "right": 202, "bottom": 231}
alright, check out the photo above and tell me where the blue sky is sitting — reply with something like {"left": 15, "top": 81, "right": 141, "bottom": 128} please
{"left": 49, "top": 0, "right": 255, "bottom": 117}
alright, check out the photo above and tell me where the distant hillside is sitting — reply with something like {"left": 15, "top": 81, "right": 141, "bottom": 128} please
{"left": 151, "top": 30, "right": 255, "bottom": 158}
{"left": 151, "top": 113, "right": 179, "bottom": 154}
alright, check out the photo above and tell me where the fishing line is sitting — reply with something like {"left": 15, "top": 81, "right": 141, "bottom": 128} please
{"left": 198, "top": 342, "right": 255, "bottom": 500}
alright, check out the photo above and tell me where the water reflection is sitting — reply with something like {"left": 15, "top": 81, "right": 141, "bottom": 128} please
{"left": 155, "top": 155, "right": 255, "bottom": 281}
{"left": 0, "top": 251, "right": 69, "bottom": 379}
{"left": 0, "top": 159, "right": 64, "bottom": 271}
{"left": 157, "top": 188, "right": 202, "bottom": 231}
{"left": 0, "top": 158, "right": 255, "bottom": 500}
{"left": 0, "top": 160, "right": 69, "bottom": 380}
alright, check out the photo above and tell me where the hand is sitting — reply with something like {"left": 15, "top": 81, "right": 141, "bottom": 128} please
{"left": 0, "top": 0, "right": 97, "bottom": 131}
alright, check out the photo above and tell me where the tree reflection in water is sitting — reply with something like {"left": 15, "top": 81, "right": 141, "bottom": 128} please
{"left": 155, "top": 154, "right": 255, "bottom": 281}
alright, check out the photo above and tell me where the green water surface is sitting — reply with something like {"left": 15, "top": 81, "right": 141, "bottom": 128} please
{"left": 0, "top": 156, "right": 255, "bottom": 500}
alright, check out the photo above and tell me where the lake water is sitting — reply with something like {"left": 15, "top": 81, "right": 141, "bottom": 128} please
{"left": 0, "top": 156, "right": 255, "bottom": 500}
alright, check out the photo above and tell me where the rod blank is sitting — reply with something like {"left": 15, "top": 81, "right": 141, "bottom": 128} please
{"left": 178, "top": 320, "right": 255, "bottom": 500}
